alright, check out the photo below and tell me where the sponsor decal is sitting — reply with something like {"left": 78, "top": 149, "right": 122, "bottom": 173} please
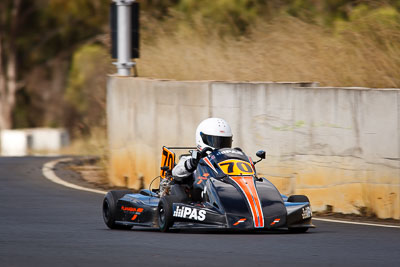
{"left": 121, "top": 206, "right": 135, "bottom": 212}
{"left": 270, "top": 218, "right": 281, "bottom": 226}
{"left": 302, "top": 206, "right": 312, "bottom": 219}
{"left": 217, "top": 150, "right": 243, "bottom": 156}
{"left": 173, "top": 206, "right": 206, "bottom": 221}
{"left": 233, "top": 218, "right": 247, "bottom": 226}
{"left": 121, "top": 206, "right": 143, "bottom": 221}
{"left": 196, "top": 176, "right": 208, "bottom": 184}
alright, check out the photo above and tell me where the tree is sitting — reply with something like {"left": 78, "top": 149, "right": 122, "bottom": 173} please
{"left": 0, "top": 0, "right": 109, "bottom": 130}
{"left": 0, "top": 0, "right": 21, "bottom": 130}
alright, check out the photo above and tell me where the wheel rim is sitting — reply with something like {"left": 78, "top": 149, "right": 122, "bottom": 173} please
{"left": 159, "top": 205, "right": 165, "bottom": 226}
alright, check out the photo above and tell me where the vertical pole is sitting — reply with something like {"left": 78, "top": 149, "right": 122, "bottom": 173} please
{"left": 113, "top": 0, "right": 135, "bottom": 76}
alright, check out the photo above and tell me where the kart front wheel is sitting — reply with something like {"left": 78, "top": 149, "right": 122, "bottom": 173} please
{"left": 103, "top": 190, "right": 133, "bottom": 230}
{"left": 287, "top": 195, "right": 309, "bottom": 203}
{"left": 158, "top": 196, "right": 175, "bottom": 232}
{"left": 287, "top": 194, "right": 310, "bottom": 233}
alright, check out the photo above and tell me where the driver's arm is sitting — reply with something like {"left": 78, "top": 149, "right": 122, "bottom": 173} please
{"left": 172, "top": 155, "right": 199, "bottom": 181}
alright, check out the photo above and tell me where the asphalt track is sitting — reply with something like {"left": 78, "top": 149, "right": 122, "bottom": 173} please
{"left": 1, "top": 157, "right": 399, "bottom": 267}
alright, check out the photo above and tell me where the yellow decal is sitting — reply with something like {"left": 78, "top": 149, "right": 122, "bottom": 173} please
{"left": 160, "top": 146, "right": 175, "bottom": 178}
{"left": 218, "top": 160, "right": 254, "bottom": 176}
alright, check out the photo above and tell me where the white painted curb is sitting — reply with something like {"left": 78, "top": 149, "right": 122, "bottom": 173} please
{"left": 42, "top": 158, "right": 400, "bottom": 229}
{"left": 42, "top": 157, "right": 107, "bottom": 195}
{"left": 312, "top": 217, "right": 400, "bottom": 228}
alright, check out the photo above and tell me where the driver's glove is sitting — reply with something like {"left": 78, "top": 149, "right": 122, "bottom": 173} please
{"left": 184, "top": 151, "right": 202, "bottom": 173}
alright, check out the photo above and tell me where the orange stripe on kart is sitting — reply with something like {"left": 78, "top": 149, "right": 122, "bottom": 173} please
{"left": 203, "top": 158, "right": 218, "bottom": 173}
{"left": 230, "top": 176, "right": 264, "bottom": 228}
{"left": 246, "top": 177, "right": 264, "bottom": 227}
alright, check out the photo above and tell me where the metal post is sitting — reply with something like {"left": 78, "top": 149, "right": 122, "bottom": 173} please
{"left": 113, "top": 0, "right": 135, "bottom": 76}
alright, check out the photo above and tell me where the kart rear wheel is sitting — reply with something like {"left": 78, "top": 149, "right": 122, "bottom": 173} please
{"left": 158, "top": 196, "right": 177, "bottom": 232}
{"left": 103, "top": 190, "right": 133, "bottom": 230}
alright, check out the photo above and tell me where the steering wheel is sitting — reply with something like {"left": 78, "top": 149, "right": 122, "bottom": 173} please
{"left": 200, "top": 147, "right": 214, "bottom": 157}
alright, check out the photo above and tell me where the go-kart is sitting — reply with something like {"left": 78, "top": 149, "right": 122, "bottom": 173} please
{"left": 102, "top": 146, "right": 315, "bottom": 232}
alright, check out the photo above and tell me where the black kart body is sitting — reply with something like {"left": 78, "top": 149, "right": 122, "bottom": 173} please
{"left": 103, "top": 147, "right": 315, "bottom": 232}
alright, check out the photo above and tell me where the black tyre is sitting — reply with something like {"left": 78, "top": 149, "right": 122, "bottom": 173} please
{"left": 102, "top": 190, "right": 133, "bottom": 230}
{"left": 288, "top": 195, "right": 310, "bottom": 233}
{"left": 158, "top": 195, "right": 178, "bottom": 232}
{"left": 287, "top": 195, "right": 309, "bottom": 203}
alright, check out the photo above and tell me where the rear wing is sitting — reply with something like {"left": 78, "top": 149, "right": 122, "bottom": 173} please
{"left": 160, "top": 146, "right": 196, "bottom": 178}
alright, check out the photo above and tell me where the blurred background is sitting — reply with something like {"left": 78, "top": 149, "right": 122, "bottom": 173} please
{"left": 1, "top": 0, "right": 400, "bottom": 157}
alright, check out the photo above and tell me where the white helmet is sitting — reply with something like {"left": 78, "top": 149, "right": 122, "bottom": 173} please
{"left": 195, "top": 118, "right": 233, "bottom": 151}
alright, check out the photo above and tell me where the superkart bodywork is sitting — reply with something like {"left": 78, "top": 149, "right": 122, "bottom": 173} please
{"left": 103, "top": 147, "right": 315, "bottom": 232}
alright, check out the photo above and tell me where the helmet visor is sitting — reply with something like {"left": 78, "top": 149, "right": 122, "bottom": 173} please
{"left": 200, "top": 132, "right": 232, "bottom": 149}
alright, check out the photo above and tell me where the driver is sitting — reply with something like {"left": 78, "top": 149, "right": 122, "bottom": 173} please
{"left": 172, "top": 118, "right": 233, "bottom": 181}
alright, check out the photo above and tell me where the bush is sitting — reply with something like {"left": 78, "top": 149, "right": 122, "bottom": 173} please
{"left": 64, "top": 44, "right": 113, "bottom": 135}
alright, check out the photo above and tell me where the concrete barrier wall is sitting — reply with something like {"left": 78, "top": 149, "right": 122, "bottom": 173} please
{"left": 107, "top": 77, "right": 400, "bottom": 219}
{"left": 0, "top": 128, "right": 69, "bottom": 156}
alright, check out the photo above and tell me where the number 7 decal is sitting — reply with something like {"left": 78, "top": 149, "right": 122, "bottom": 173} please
{"left": 219, "top": 162, "right": 234, "bottom": 173}
{"left": 218, "top": 160, "right": 254, "bottom": 176}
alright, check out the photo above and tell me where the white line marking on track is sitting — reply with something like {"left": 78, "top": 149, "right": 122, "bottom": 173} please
{"left": 42, "top": 158, "right": 400, "bottom": 228}
{"left": 313, "top": 217, "right": 400, "bottom": 228}
{"left": 42, "top": 157, "right": 106, "bottom": 195}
